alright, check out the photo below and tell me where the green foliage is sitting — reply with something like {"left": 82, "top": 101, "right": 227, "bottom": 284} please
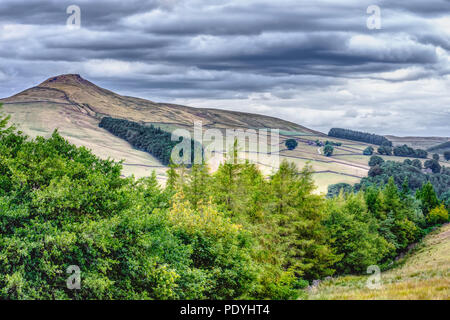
{"left": 411, "top": 159, "right": 422, "bottom": 169}
{"left": 357, "top": 160, "right": 449, "bottom": 201}
{"left": 393, "top": 144, "right": 427, "bottom": 158}
{"left": 416, "top": 182, "right": 440, "bottom": 217}
{"left": 368, "top": 155, "right": 384, "bottom": 167}
{"left": 285, "top": 139, "right": 298, "bottom": 150}
{"left": 424, "top": 159, "right": 441, "bottom": 173}
{"left": 324, "top": 193, "right": 394, "bottom": 274}
{"left": 268, "top": 161, "right": 340, "bottom": 280}
{"left": 427, "top": 204, "right": 449, "bottom": 224}
{"left": 377, "top": 145, "right": 392, "bottom": 156}
{"left": 368, "top": 165, "right": 383, "bottom": 177}
{"left": 325, "top": 140, "right": 342, "bottom": 146}
{"left": 323, "top": 144, "right": 334, "bottom": 157}
{"left": 0, "top": 119, "right": 255, "bottom": 300}
{"left": 0, "top": 109, "right": 447, "bottom": 300}
{"left": 363, "top": 146, "right": 374, "bottom": 155}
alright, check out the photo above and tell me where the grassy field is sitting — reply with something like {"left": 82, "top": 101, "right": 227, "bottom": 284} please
{"left": 307, "top": 223, "right": 450, "bottom": 300}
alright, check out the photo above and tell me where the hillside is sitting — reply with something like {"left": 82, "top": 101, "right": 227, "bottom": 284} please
{"left": 308, "top": 224, "right": 450, "bottom": 300}
{"left": 386, "top": 135, "right": 450, "bottom": 155}
{"left": 1, "top": 74, "right": 449, "bottom": 193}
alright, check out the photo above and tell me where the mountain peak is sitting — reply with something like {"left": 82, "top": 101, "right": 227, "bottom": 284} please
{"left": 40, "top": 74, "right": 92, "bottom": 87}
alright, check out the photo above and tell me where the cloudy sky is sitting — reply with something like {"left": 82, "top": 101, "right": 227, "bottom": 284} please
{"left": 0, "top": 0, "right": 449, "bottom": 136}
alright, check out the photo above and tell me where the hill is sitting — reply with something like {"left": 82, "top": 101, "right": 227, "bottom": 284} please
{"left": 1, "top": 74, "right": 449, "bottom": 193}
{"left": 308, "top": 223, "right": 450, "bottom": 299}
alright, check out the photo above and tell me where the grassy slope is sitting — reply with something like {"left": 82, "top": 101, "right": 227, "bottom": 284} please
{"left": 308, "top": 223, "right": 450, "bottom": 300}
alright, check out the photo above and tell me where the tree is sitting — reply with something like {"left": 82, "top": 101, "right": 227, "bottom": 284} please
{"left": 432, "top": 153, "right": 440, "bottom": 161}
{"left": 285, "top": 139, "right": 298, "bottom": 150}
{"left": 269, "top": 161, "right": 340, "bottom": 279}
{"left": 323, "top": 144, "right": 334, "bottom": 157}
{"left": 444, "top": 151, "right": 450, "bottom": 161}
{"left": 401, "top": 177, "right": 410, "bottom": 198}
{"left": 393, "top": 144, "right": 428, "bottom": 158}
{"left": 377, "top": 145, "right": 392, "bottom": 155}
{"left": 416, "top": 182, "right": 440, "bottom": 216}
{"left": 424, "top": 159, "right": 441, "bottom": 173}
{"left": 324, "top": 193, "right": 393, "bottom": 274}
{"left": 380, "top": 177, "right": 419, "bottom": 250}
{"left": 368, "top": 165, "right": 383, "bottom": 177}
{"left": 411, "top": 159, "right": 422, "bottom": 169}
{"left": 363, "top": 146, "right": 374, "bottom": 155}
{"left": 369, "top": 155, "right": 384, "bottom": 167}
{"left": 184, "top": 163, "right": 211, "bottom": 209}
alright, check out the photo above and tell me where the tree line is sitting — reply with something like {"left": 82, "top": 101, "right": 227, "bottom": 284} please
{"left": 99, "top": 116, "right": 199, "bottom": 166}
{"left": 328, "top": 128, "right": 392, "bottom": 146}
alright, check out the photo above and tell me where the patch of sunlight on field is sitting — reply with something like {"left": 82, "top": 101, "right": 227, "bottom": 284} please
{"left": 312, "top": 173, "right": 361, "bottom": 194}
{"left": 308, "top": 224, "right": 450, "bottom": 300}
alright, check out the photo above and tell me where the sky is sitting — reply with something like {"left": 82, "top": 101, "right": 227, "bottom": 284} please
{"left": 0, "top": 0, "right": 449, "bottom": 136}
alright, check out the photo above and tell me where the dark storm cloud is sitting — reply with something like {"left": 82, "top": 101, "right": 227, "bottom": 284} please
{"left": 0, "top": 0, "right": 159, "bottom": 28}
{"left": 0, "top": 0, "right": 449, "bottom": 136}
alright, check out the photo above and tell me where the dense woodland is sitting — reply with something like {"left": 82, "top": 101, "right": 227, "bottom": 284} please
{"left": 1, "top": 108, "right": 448, "bottom": 300}
{"left": 99, "top": 117, "right": 199, "bottom": 166}
{"left": 328, "top": 128, "right": 392, "bottom": 146}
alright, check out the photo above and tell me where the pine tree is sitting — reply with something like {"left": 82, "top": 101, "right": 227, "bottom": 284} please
{"left": 401, "top": 177, "right": 410, "bottom": 199}
{"left": 416, "top": 182, "right": 440, "bottom": 216}
{"left": 269, "top": 161, "right": 339, "bottom": 279}
{"left": 184, "top": 163, "right": 211, "bottom": 209}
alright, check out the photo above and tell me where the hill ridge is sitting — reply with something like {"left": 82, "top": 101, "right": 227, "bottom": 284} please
{"left": 1, "top": 74, "right": 320, "bottom": 134}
